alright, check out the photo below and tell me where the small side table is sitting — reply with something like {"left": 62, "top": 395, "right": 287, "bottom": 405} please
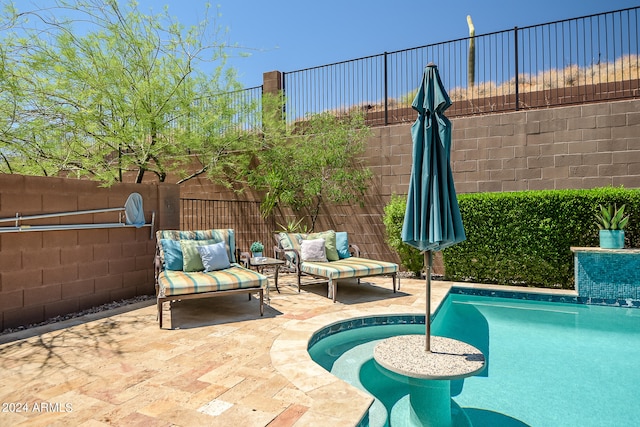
{"left": 244, "top": 255, "right": 285, "bottom": 296}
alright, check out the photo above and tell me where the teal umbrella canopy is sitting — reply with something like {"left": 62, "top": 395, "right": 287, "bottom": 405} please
{"left": 402, "top": 63, "right": 466, "bottom": 352}
{"left": 401, "top": 63, "right": 466, "bottom": 252}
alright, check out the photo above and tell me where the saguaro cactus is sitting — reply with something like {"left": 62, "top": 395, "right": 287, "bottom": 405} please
{"left": 467, "top": 15, "right": 475, "bottom": 88}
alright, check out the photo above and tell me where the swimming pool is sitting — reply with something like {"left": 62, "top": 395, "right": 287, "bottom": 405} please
{"left": 308, "top": 293, "right": 640, "bottom": 427}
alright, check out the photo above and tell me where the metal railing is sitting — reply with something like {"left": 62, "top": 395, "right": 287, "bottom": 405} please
{"left": 282, "top": 6, "right": 640, "bottom": 125}
{"left": 180, "top": 198, "right": 275, "bottom": 256}
{"left": 196, "top": 85, "right": 263, "bottom": 134}
{"left": 0, "top": 196, "right": 155, "bottom": 238}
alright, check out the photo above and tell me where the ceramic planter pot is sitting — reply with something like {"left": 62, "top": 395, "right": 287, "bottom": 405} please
{"left": 599, "top": 230, "right": 625, "bottom": 249}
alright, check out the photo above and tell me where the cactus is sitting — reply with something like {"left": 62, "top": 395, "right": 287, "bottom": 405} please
{"left": 595, "top": 204, "right": 630, "bottom": 230}
{"left": 467, "top": 15, "right": 475, "bottom": 88}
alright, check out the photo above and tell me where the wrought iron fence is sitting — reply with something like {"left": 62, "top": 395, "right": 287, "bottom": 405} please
{"left": 180, "top": 198, "right": 276, "bottom": 257}
{"left": 208, "top": 85, "right": 263, "bottom": 134}
{"left": 283, "top": 6, "right": 640, "bottom": 125}
{"left": 167, "top": 86, "right": 263, "bottom": 137}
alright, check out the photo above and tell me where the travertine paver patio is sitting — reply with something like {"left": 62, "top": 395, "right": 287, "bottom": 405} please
{"left": 0, "top": 274, "right": 576, "bottom": 427}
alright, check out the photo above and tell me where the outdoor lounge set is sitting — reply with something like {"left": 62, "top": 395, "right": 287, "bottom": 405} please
{"left": 154, "top": 229, "right": 267, "bottom": 329}
{"left": 154, "top": 228, "right": 399, "bottom": 328}
{"left": 274, "top": 230, "right": 399, "bottom": 302}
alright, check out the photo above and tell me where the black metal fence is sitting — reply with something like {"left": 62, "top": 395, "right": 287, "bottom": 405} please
{"left": 180, "top": 198, "right": 276, "bottom": 257}
{"left": 209, "top": 86, "right": 263, "bottom": 134}
{"left": 282, "top": 6, "right": 640, "bottom": 125}
{"left": 217, "top": 7, "right": 640, "bottom": 129}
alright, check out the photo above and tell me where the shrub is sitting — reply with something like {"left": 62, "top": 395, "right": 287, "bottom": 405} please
{"left": 443, "top": 188, "right": 640, "bottom": 288}
{"left": 383, "top": 188, "right": 640, "bottom": 289}
{"left": 382, "top": 194, "right": 424, "bottom": 276}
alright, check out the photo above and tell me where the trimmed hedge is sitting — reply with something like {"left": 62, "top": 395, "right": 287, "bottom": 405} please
{"left": 383, "top": 194, "right": 423, "bottom": 275}
{"left": 384, "top": 188, "right": 640, "bottom": 289}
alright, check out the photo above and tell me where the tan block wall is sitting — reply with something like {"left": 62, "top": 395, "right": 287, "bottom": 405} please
{"left": 276, "top": 98, "right": 640, "bottom": 266}
{"left": 372, "top": 98, "right": 640, "bottom": 197}
{"left": 177, "top": 98, "right": 640, "bottom": 270}
{"left": 0, "top": 175, "right": 180, "bottom": 331}
{"left": 450, "top": 100, "right": 640, "bottom": 193}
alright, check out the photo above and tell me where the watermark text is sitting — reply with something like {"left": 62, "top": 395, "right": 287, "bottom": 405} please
{"left": 2, "top": 402, "right": 73, "bottom": 413}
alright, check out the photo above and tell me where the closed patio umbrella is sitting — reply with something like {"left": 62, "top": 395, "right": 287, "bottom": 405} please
{"left": 402, "top": 63, "right": 466, "bottom": 352}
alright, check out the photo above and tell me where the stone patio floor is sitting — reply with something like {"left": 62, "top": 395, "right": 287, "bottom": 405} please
{"left": 0, "top": 274, "right": 576, "bottom": 427}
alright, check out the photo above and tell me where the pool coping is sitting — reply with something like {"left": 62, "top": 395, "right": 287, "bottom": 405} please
{"left": 269, "top": 282, "right": 578, "bottom": 426}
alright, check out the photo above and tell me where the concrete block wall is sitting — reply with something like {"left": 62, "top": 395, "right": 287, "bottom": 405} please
{"left": 374, "top": 98, "right": 640, "bottom": 197}
{"left": 0, "top": 175, "right": 180, "bottom": 331}
{"left": 180, "top": 98, "right": 640, "bottom": 268}
{"left": 311, "top": 98, "right": 640, "bottom": 266}
{"left": 450, "top": 100, "right": 640, "bottom": 193}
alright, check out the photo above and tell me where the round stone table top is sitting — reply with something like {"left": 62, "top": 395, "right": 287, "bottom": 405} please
{"left": 374, "top": 335, "right": 485, "bottom": 380}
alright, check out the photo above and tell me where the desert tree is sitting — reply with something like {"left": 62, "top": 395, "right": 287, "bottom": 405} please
{"left": 249, "top": 93, "right": 373, "bottom": 230}
{"left": 0, "top": 0, "right": 258, "bottom": 184}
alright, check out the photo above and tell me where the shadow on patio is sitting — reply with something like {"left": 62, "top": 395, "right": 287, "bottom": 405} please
{"left": 0, "top": 273, "right": 444, "bottom": 426}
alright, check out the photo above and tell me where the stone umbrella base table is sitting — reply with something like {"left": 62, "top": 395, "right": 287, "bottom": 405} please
{"left": 374, "top": 335, "right": 485, "bottom": 427}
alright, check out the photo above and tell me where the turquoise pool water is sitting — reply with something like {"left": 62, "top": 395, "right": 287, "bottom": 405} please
{"left": 308, "top": 294, "right": 640, "bottom": 427}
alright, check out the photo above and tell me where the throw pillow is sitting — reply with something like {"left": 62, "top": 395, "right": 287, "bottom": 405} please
{"left": 197, "top": 241, "right": 231, "bottom": 272}
{"left": 180, "top": 239, "right": 218, "bottom": 272}
{"left": 335, "top": 232, "right": 351, "bottom": 259}
{"left": 278, "top": 232, "right": 307, "bottom": 263}
{"left": 160, "top": 239, "right": 184, "bottom": 270}
{"left": 307, "top": 230, "right": 339, "bottom": 261}
{"left": 300, "top": 238, "right": 328, "bottom": 262}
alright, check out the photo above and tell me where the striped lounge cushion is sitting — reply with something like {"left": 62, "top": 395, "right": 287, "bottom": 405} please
{"left": 157, "top": 264, "right": 267, "bottom": 297}
{"left": 300, "top": 257, "right": 398, "bottom": 280}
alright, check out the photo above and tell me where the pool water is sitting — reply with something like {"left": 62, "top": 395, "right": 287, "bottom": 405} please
{"left": 308, "top": 294, "right": 640, "bottom": 427}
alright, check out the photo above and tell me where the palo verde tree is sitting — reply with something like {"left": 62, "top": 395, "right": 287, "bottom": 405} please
{"left": 249, "top": 93, "right": 373, "bottom": 230}
{"left": 0, "top": 0, "right": 257, "bottom": 185}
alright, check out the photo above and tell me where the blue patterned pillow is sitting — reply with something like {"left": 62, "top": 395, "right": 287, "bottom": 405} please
{"left": 160, "top": 239, "right": 183, "bottom": 270}
{"left": 197, "top": 242, "right": 231, "bottom": 272}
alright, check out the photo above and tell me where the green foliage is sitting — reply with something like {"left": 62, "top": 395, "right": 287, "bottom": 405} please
{"left": 595, "top": 203, "right": 630, "bottom": 230}
{"left": 276, "top": 218, "right": 310, "bottom": 233}
{"left": 0, "top": 0, "right": 253, "bottom": 185}
{"left": 382, "top": 194, "right": 424, "bottom": 276}
{"left": 443, "top": 188, "right": 640, "bottom": 289}
{"left": 250, "top": 93, "right": 373, "bottom": 230}
{"left": 250, "top": 241, "right": 264, "bottom": 253}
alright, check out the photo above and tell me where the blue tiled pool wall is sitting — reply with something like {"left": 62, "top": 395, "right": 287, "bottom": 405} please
{"left": 308, "top": 287, "right": 640, "bottom": 350}
{"left": 306, "top": 315, "right": 425, "bottom": 349}
{"left": 449, "top": 286, "right": 640, "bottom": 308}
{"left": 574, "top": 251, "right": 640, "bottom": 302}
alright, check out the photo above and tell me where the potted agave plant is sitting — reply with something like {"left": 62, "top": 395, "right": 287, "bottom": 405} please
{"left": 595, "top": 203, "right": 629, "bottom": 249}
{"left": 250, "top": 241, "right": 264, "bottom": 258}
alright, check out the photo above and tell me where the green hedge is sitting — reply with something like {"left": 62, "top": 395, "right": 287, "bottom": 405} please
{"left": 384, "top": 188, "right": 640, "bottom": 289}
{"left": 383, "top": 194, "right": 423, "bottom": 275}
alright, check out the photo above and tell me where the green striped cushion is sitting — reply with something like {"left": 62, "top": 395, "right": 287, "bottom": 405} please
{"left": 157, "top": 264, "right": 267, "bottom": 297}
{"left": 300, "top": 257, "right": 398, "bottom": 280}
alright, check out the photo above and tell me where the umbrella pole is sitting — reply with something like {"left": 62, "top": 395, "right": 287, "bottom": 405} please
{"left": 425, "top": 250, "right": 432, "bottom": 352}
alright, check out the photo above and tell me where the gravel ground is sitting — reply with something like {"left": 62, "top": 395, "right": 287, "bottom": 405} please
{"left": 0, "top": 294, "right": 155, "bottom": 336}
